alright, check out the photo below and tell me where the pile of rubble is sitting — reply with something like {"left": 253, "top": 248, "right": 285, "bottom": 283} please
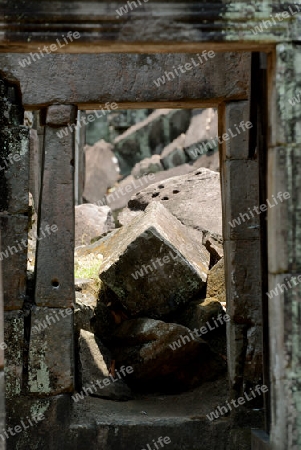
{"left": 82, "top": 108, "right": 219, "bottom": 209}
{"left": 74, "top": 168, "right": 227, "bottom": 399}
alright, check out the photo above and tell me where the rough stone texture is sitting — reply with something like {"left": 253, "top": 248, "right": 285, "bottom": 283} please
{"left": 0, "top": 256, "right": 4, "bottom": 450}
{"left": 224, "top": 240, "right": 262, "bottom": 325}
{"left": 193, "top": 149, "right": 220, "bottom": 172}
{"left": 109, "top": 164, "right": 194, "bottom": 212}
{"left": 160, "top": 133, "right": 187, "bottom": 170}
{"left": 268, "top": 281, "right": 301, "bottom": 447}
{"left": 202, "top": 231, "right": 224, "bottom": 266}
{"left": 221, "top": 160, "right": 260, "bottom": 241}
{"left": 267, "top": 54, "right": 301, "bottom": 443}
{"left": 35, "top": 106, "right": 77, "bottom": 308}
{"left": 267, "top": 145, "right": 299, "bottom": 274}
{"left": 175, "top": 298, "right": 227, "bottom": 356}
{"left": 184, "top": 108, "right": 218, "bottom": 160}
{"left": 114, "top": 109, "right": 191, "bottom": 176}
{"left": 0, "top": 371, "right": 4, "bottom": 450}
{"left": 228, "top": 428, "right": 252, "bottom": 450}
{"left": 221, "top": 101, "right": 250, "bottom": 160}
{"left": 83, "top": 140, "right": 120, "bottom": 204}
{"left": 110, "top": 318, "right": 225, "bottom": 392}
{"left": 90, "top": 297, "right": 117, "bottom": 342}
{"left": 178, "top": 298, "right": 225, "bottom": 332}
{"left": 220, "top": 100, "right": 263, "bottom": 404}
{"left": 28, "top": 307, "right": 74, "bottom": 395}
{"left": 244, "top": 325, "right": 264, "bottom": 385}
{"left": 75, "top": 278, "right": 100, "bottom": 298}
{"left": 46, "top": 105, "right": 77, "bottom": 126}
{"left": 206, "top": 258, "right": 226, "bottom": 304}
{"left": 4, "top": 311, "right": 24, "bottom": 399}
{"left": 0, "top": 126, "right": 30, "bottom": 215}
{"left": 231, "top": 312, "right": 263, "bottom": 396}
{"left": 75, "top": 204, "right": 115, "bottom": 246}
{"left": 131, "top": 154, "right": 163, "bottom": 179}
{"left": 0, "top": 215, "right": 28, "bottom": 310}
{"left": 128, "top": 168, "right": 222, "bottom": 238}
{"left": 74, "top": 291, "right": 97, "bottom": 335}
{"left": 78, "top": 330, "right": 133, "bottom": 400}
{"left": 0, "top": 78, "right": 23, "bottom": 127}
{"left": 0, "top": 53, "right": 250, "bottom": 108}
{"left": 271, "top": 44, "right": 301, "bottom": 147}
{"left": 5, "top": 394, "right": 71, "bottom": 450}
{"left": 226, "top": 322, "right": 248, "bottom": 396}
{"left": 68, "top": 396, "right": 231, "bottom": 450}
{"left": 99, "top": 202, "right": 210, "bottom": 318}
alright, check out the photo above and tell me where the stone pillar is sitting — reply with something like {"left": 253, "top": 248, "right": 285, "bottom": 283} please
{"left": 219, "top": 101, "right": 263, "bottom": 400}
{"left": 268, "top": 44, "right": 301, "bottom": 450}
{"left": 32, "top": 104, "right": 76, "bottom": 395}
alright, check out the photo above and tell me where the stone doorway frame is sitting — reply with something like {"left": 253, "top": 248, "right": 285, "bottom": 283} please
{"left": 0, "top": 3, "right": 300, "bottom": 447}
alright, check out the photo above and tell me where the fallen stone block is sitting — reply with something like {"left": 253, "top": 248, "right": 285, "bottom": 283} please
{"left": 78, "top": 330, "right": 133, "bottom": 401}
{"left": 160, "top": 133, "right": 187, "bottom": 170}
{"left": 184, "top": 108, "right": 218, "bottom": 161}
{"left": 131, "top": 154, "right": 163, "bottom": 179}
{"left": 110, "top": 318, "right": 225, "bottom": 392}
{"left": 75, "top": 204, "right": 115, "bottom": 246}
{"left": 75, "top": 291, "right": 97, "bottom": 334}
{"left": 128, "top": 168, "right": 222, "bottom": 238}
{"left": 99, "top": 202, "right": 210, "bottom": 318}
{"left": 202, "top": 230, "right": 223, "bottom": 266}
{"left": 114, "top": 109, "right": 191, "bottom": 176}
{"left": 175, "top": 298, "right": 227, "bottom": 356}
{"left": 83, "top": 140, "right": 120, "bottom": 204}
{"left": 206, "top": 258, "right": 226, "bottom": 304}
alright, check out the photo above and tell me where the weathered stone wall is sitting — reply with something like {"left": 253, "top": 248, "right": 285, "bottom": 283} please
{"left": 0, "top": 78, "right": 30, "bottom": 413}
{"left": 268, "top": 43, "right": 301, "bottom": 450}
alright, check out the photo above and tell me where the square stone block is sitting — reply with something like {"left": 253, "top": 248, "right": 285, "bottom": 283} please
{"left": 224, "top": 239, "right": 262, "bottom": 324}
{"left": 221, "top": 100, "right": 250, "bottom": 161}
{"left": 28, "top": 307, "right": 74, "bottom": 395}
{"left": 0, "top": 215, "right": 28, "bottom": 310}
{"left": 221, "top": 160, "right": 260, "bottom": 241}
{"left": 46, "top": 105, "right": 77, "bottom": 126}
{"left": 99, "top": 202, "right": 210, "bottom": 318}
{"left": 0, "top": 126, "right": 30, "bottom": 214}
